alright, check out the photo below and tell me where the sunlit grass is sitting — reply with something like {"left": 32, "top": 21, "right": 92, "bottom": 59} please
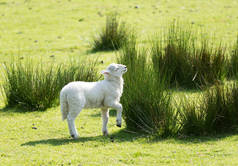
{"left": 152, "top": 21, "right": 227, "bottom": 89}
{"left": 117, "top": 35, "right": 178, "bottom": 136}
{"left": 92, "top": 13, "right": 131, "bottom": 51}
{"left": 0, "top": 0, "right": 238, "bottom": 165}
{"left": 0, "top": 0, "right": 238, "bottom": 59}
{"left": 1, "top": 107, "right": 238, "bottom": 165}
{"left": 1, "top": 58, "right": 98, "bottom": 110}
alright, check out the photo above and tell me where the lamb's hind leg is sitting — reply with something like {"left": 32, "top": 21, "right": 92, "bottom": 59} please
{"left": 101, "top": 108, "right": 109, "bottom": 136}
{"left": 67, "top": 109, "right": 81, "bottom": 139}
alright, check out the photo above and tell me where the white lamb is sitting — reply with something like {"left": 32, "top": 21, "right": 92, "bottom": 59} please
{"left": 60, "top": 63, "right": 127, "bottom": 139}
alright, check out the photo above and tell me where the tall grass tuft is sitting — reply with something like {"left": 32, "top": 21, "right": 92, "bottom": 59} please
{"left": 177, "top": 98, "right": 206, "bottom": 136}
{"left": 179, "top": 83, "right": 238, "bottom": 136}
{"left": 57, "top": 60, "right": 99, "bottom": 90}
{"left": 117, "top": 35, "right": 178, "bottom": 136}
{"left": 1, "top": 59, "right": 98, "bottom": 111}
{"left": 228, "top": 35, "right": 238, "bottom": 77}
{"left": 192, "top": 39, "right": 227, "bottom": 86}
{"left": 152, "top": 22, "right": 194, "bottom": 88}
{"left": 92, "top": 12, "right": 130, "bottom": 51}
{"left": 152, "top": 21, "right": 227, "bottom": 89}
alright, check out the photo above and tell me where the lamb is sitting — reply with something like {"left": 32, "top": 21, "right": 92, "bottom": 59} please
{"left": 60, "top": 63, "right": 127, "bottom": 139}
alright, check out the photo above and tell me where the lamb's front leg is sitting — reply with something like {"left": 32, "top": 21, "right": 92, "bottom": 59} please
{"left": 111, "top": 103, "right": 123, "bottom": 128}
{"left": 101, "top": 108, "right": 109, "bottom": 136}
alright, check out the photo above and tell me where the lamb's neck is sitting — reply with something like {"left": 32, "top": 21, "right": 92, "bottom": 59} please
{"left": 105, "top": 76, "right": 124, "bottom": 91}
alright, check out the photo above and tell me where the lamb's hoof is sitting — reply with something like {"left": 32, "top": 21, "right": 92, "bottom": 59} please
{"left": 110, "top": 136, "right": 114, "bottom": 142}
{"left": 116, "top": 119, "right": 121, "bottom": 128}
{"left": 71, "top": 134, "right": 79, "bottom": 139}
{"left": 103, "top": 131, "right": 108, "bottom": 136}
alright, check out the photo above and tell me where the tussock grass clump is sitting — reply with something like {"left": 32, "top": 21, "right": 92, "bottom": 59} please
{"left": 179, "top": 83, "right": 238, "bottom": 136}
{"left": 117, "top": 35, "right": 178, "bottom": 136}
{"left": 92, "top": 13, "right": 130, "bottom": 51}
{"left": 152, "top": 23, "right": 194, "bottom": 88}
{"left": 228, "top": 35, "right": 238, "bottom": 77}
{"left": 152, "top": 21, "right": 227, "bottom": 89}
{"left": 192, "top": 40, "right": 226, "bottom": 86}
{"left": 1, "top": 60, "right": 61, "bottom": 110}
{"left": 1, "top": 59, "right": 98, "bottom": 111}
{"left": 57, "top": 60, "right": 98, "bottom": 89}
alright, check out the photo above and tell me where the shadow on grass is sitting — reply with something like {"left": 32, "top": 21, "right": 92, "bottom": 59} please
{"left": 90, "top": 109, "right": 117, "bottom": 117}
{"left": 21, "top": 128, "right": 238, "bottom": 147}
{"left": 21, "top": 129, "right": 141, "bottom": 146}
{"left": 86, "top": 48, "right": 117, "bottom": 55}
{"left": 0, "top": 106, "right": 31, "bottom": 113}
{"left": 149, "top": 132, "right": 238, "bottom": 144}
{"left": 0, "top": 105, "right": 53, "bottom": 113}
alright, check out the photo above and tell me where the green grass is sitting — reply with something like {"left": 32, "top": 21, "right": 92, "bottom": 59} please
{"left": 178, "top": 83, "right": 238, "bottom": 136}
{"left": 228, "top": 35, "right": 238, "bottom": 77}
{"left": 0, "top": 0, "right": 238, "bottom": 61}
{"left": 1, "top": 0, "right": 238, "bottom": 165}
{"left": 117, "top": 35, "right": 178, "bottom": 136}
{"left": 1, "top": 58, "right": 98, "bottom": 110}
{"left": 152, "top": 21, "right": 227, "bottom": 88}
{"left": 1, "top": 107, "right": 238, "bottom": 165}
{"left": 91, "top": 13, "right": 131, "bottom": 51}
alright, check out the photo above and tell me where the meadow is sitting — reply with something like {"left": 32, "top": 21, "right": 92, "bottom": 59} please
{"left": 1, "top": 0, "right": 238, "bottom": 165}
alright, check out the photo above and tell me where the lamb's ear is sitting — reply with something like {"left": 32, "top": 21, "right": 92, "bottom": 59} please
{"left": 101, "top": 70, "right": 110, "bottom": 75}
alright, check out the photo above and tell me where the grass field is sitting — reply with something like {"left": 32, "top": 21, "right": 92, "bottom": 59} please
{"left": 1, "top": 108, "right": 238, "bottom": 165}
{"left": 1, "top": 0, "right": 238, "bottom": 61}
{"left": 1, "top": 0, "right": 238, "bottom": 165}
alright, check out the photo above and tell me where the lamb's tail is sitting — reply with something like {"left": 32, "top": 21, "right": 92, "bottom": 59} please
{"left": 60, "top": 90, "right": 69, "bottom": 121}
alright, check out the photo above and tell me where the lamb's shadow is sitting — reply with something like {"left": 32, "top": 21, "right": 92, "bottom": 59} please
{"left": 21, "top": 129, "right": 140, "bottom": 146}
{"left": 21, "top": 128, "right": 238, "bottom": 147}
{"left": 90, "top": 109, "right": 117, "bottom": 117}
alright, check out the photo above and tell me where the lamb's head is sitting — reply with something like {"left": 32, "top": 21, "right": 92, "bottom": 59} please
{"left": 101, "top": 63, "right": 127, "bottom": 78}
